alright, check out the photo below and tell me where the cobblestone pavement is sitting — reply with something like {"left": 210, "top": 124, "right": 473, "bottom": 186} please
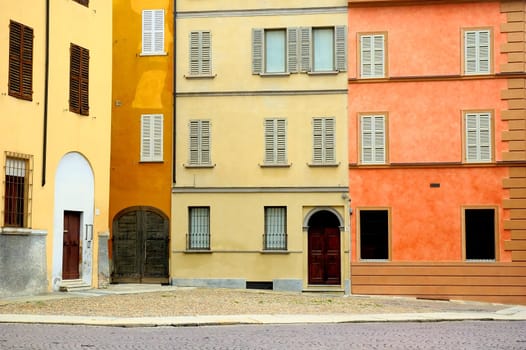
{"left": 1, "top": 321, "right": 525, "bottom": 349}
{"left": 0, "top": 286, "right": 510, "bottom": 317}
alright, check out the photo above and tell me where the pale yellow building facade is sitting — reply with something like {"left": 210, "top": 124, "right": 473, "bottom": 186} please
{"left": 0, "top": 0, "right": 112, "bottom": 296}
{"left": 173, "top": 1, "right": 350, "bottom": 292}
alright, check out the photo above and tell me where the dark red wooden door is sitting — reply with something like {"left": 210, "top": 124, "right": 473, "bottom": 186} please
{"left": 62, "top": 211, "right": 81, "bottom": 280}
{"left": 308, "top": 227, "right": 341, "bottom": 285}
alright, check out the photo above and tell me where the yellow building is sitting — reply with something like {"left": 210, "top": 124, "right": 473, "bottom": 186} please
{"left": 109, "top": 0, "right": 173, "bottom": 283}
{"left": 0, "top": 0, "right": 112, "bottom": 296}
{"left": 173, "top": 1, "right": 350, "bottom": 293}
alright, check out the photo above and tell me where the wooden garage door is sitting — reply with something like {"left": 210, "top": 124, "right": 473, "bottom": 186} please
{"left": 112, "top": 207, "right": 169, "bottom": 283}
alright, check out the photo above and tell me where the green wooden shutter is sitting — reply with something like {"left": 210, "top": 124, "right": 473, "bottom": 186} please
{"left": 335, "top": 26, "right": 347, "bottom": 72}
{"left": 252, "top": 29, "right": 263, "bottom": 74}
{"left": 287, "top": 28, "right": 298, "bottom": 73}
{"left": 300, "top": 27, "right": 311, "bottom": 72}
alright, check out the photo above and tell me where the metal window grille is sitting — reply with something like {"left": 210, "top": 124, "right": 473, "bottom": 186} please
{"left": 264, "top": 207, "right": 287, "bottom": 250}
{"left": 188, "top": 207, "right": 210, "bottom": 249}
{"left": 4, "top": 157, "right": 28, "bottom": 227}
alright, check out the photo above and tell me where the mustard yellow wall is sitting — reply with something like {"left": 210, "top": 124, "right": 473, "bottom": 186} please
{"left": 110, "top": 0, "right": 173, "bottom": 225}
{"left": 1, "top": 0, "right": 112, "bottom": 290}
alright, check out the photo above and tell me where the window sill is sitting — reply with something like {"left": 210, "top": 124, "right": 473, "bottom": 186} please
{"left": 359, "top": 259, "right": 390, "bottom": 262}
{"left": 258, "top": 72, "right": 291, "bottom": 77}
{"left": 259, "top": 163, "right": 291, "bottom": 168}
{"left": 184, "top": 164, "right": 216, "bottom": 168}
{"left": 185, "top": 74, "right": 217, "bottom": 79}
{"left": 465, "top": 259, "right": 496, "bottom": 263}
{"left": 184, "top": 250, "right": 212, "bottom": 254}
{"left": 260, "top": 250, "right": 289, "bottom": 254}
{"left": 463, "top": 160, "right": 493, "bottom": 165}
{"left": 307, "top": 162, "right": 340, "bottom": 167}
{"left": 139, "top": 52, "right": 168, "bottom": 57}
{"left": 307, "top": 70, "right": 339, "bottom": 76}
{"left": 139, "top": 160, "right": 164, "bottom": 164}
{"left": 359, "top": 162, "right": 388, "bottom": 166}
{"left": 463, "top": 72, "right": 491, "bottom": 77}
{"left": 0, "top": 227, "right": 46, "bottom": 236}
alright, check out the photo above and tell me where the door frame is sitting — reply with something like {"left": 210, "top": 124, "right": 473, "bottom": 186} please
{"left": 304, "top": 208, "right": 344, "bottom": 287}
{"left": 111, "top": 206, "right": 170, "bottom": 284}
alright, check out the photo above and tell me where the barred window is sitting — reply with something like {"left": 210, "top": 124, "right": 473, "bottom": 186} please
{"left": 4, "top": 157, "right": 30, "bottom": 227}
{"left": 264, "top": 207, "right": 287, "bottom": 250}
{"left": 188, "top": 207, "right": 210, "bottom": 250}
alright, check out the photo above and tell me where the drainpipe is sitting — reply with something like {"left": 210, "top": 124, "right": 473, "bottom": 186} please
{"left": 42, "top": 0, "right": 50, "bottom": 186}
{"left": 172, "top": 0, "right": 177, "bottom": 184}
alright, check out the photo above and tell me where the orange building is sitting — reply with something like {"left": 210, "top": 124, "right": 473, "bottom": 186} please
{"left": 109, "top": 0, "right": 173, "bottom": 283}
{"left": 348, "top": 0, "right": 526, "bottom": 304}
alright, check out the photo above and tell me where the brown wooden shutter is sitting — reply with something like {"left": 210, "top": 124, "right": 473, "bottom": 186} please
{"left": 73, "top": 0, "right": 89, "bottom": 6}
{"left": 70, "top": 44, "right": 89, "bottom": 115}
{"left": 9, "top": 21, "right": 33, "bottom": 101}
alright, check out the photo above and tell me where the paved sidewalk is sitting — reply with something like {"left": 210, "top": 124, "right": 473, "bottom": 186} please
{"left": 0, "top": 285, "right": 524, "bottom": 327}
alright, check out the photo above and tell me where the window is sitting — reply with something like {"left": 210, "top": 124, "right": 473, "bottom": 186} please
{"left": 464, "top": 208, "right": 496, "bottom": 260}
{"left": 312, "top": 117, "right": 335, "bottom": 165}
{"left": 142, "top": 9, "right": 165, "bottom": 55}
{"left": 69, "top": 43, "right": 89, "bottom": 116}
{"left": 252, "top": 26, "right": 346, "bottom": 74}
{"left": 188, "top": 120, "right": 211, "bottom": 166}
{"left": 359, "top": 209, "right": 389, "bottom": 260}
{"left": 141, "top": 114, "right": 163, "bottom": 162}
{"left": 3, "top": 156, "right": 31, "bottom": 228}
{"left": 360, "top": 114, "right": 387, "bottom": 164}
{"left": 464, "top": 112, "right": 492, "bottom": 163}
{"left": 464, "top": 29, "right": 490, "bottom": 75}
{"left": 359, "top": 33, "right": 386, "bottom": 78}
{"left": 73, "top": 0, "right": 89, "bottom": 6}
{"left": 188, "top": 207, "right": 210, "bottom": 250}
{"left": 264, "top": 207, "right": 287, "bottom": 250}
{"left": 8, "top": 21, "right": 33, "bottom": 101}
{"left": 264, "top": 118, "right": 287, "bottom": 165}
{"left": 189, "top": 31, "right": 212, "bottom": 76}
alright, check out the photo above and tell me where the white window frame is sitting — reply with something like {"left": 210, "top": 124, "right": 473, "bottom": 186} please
{"left": 312, "top": 117, "right": 336, "bottom": 165}
{"left": 141, "top": 9, "right": 165, "bottom": 55}
{"left": 264, "top": 118, "right": 287, "bottom": 165}
{"left": 359, "top": 33, "right": 385, "bottom": 78}
{"left": 188, "top": 120, "right": 211, "bottom": 166}
{"left": 188, "top": 207, "right": 210, "bottom": 250}
{"left": 464, "top": 112, "right": 492, "bottom": 163}
{"left": 140, "top": 114, "right": 163, "bottom": 162}
{"left": 264, "top": 207, "right": 287, "bottom": 250}
{"left": 189, "top": 30, "right": 212, "bottom": 76}
{"left": 360, "top": 114, "right": 386, "bottom": 164}
{"left": 464, "top": 29, "right": 491, "bottom": 75}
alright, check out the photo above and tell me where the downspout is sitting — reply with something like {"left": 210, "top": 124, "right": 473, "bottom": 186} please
{"left": 42, "top": 0, "right": 50, "bottom": 186}
{"left": 172, "top": 0, "right": 177, "bottom": 184}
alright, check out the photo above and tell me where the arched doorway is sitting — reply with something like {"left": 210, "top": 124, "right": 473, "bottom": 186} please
{"left": 307, "top": 210, "right": 341, "bottom": 285}
{"left": 112, "top": 207, "right": 169, "bottom": 283}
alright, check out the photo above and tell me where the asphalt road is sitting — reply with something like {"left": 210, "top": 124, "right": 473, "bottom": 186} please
{"left": 1, "top": 321, "right": 525, "bottom": 349}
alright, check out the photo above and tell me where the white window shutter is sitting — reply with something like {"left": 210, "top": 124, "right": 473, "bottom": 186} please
{"left": 142, "top": 10, "right": 164, "bottom": 54}
{"left": 141, "top": 115, "right": 152, "bottom": 161}
{"left": 465, "top": 31, "right": 477, "bottom": 74}
{"left": 313, "top": 118, "right": 323, "bottom": 163}
{"left": 361, "top": 115, "right": 385, "bottom": 164}
{"left": 300, "top": 27, "right": 311, "bottom": 72}
{"left": 276, "top": 119, "right": 287, "bottom": 164}
{"left": 335, "top": 26, "right": 347, "bottom": 72}
{"left": 189, "top": 120, "right": 200, "bottom": 165}
{"left": 465, "top": 30, "right": 490, "bottom": 74}
{"left": 190, "top": 31, "right": 212, "bottom": 76}
{"left": 479, "top": 113, "right": 491, "bottom": 161}
{"left": 252, "top": 29, "right": 263, "bottom": 74}
{"left": 478, "top": 30, "right": 490, "bottom": 73}
{"left": 265, "top": 118, "right": 287, "bottom": 164}
{"left": 201, "top": 31, "right": 211, "bottom": 75}
{"left": 361, "top": 116, "right": 373, "bottom": 163}
{"left": 287, "top": 28, "right": 299, "bottom": 73}
{"left": 374, "top": 35, "right": 385, "bottom": 77}
{"left": 200, "top": 120, "right": 210, "bottom": 164}
{"left": 189, "top": 32, "right": 200, "bottom": 75}
{"left": 312, "top": 117, "right": 335, "bottom": 164}
{"left": 361, "top": 35, "right": 384, "bottom": 78}
{"left": 264, "top": 119, "right": 275, "bottom": 163}
{"left": 465, "top": 112, "right": 491, "bottom": 162}
{"left": 324, "top": 118, "right": 335, "bottom": 163}
{"left": 374, "top": 116, "right": 385, "bottom": 163}
{"left": 152, "top": 114, "right": 163, "bottom": 161}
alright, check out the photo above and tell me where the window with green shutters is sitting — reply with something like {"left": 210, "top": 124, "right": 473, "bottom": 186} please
{"left": 464, "top": 29, "right": 490, "bottom": 75}
{"left": 465, "top": 112, "right": 492, "bottom": 163}
{"left": 252, "top": 26, "right": 346, "bottom": 74}
{"left": 312, "top": 117, "right": 335, "bottom": 165}
{"left": 264, "top": 207, "right": 287, "bottom": 250}
{"left": 8, "top": 21, "right": 33, "bottom": 101}
{"left": 141, "top": 114, "right": 163, "bottom": 162}
{"left": 69, "top": 44, "right": 89, "bottom": 116}
{"left": 188, "top": 120, "right": 211, "bottom": 166}
{"left": 360, "top": 34, "right": 385, "bottom": 78}
{"left": 264, "top": 118, "right": 287, "bottom": 165}
{"left": 360, "top": 114, "right": 386, "bottom": 164}
{"left": 142, "top": 9, "right": 165, "bottom": 55}
{"left": 189, "top": 31, "right": 212, "bottom": 76}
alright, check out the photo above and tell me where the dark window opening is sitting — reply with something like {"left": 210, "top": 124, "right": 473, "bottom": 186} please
{"left": 360, "top": 210, "right": 389, "bottom": 260}
{"left": 246, "top": 281, "right": 273, "bottom": 290}
{"left": 465, "top": 209, "right": 495, "bottom": 260}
